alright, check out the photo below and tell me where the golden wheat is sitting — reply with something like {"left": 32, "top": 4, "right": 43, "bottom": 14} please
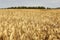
{"left": 0, "top": 9, "right": 60, "bottom": 40}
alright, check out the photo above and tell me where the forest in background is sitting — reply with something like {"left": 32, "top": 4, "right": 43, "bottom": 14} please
{"left": 1, "top": 6, "right": 60, "bottom": 9}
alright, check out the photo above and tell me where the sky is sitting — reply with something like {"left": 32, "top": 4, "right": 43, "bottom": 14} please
{"left": 0, "top": 0, "right": 60, "bottom": 8}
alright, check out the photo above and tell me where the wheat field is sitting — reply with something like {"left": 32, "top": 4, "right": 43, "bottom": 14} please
{"left": 0, "top": 9, "right": 60, "bottom": 40}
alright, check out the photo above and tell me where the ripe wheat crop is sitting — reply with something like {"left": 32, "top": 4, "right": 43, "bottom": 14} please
{"left": 0, "top": 9, "right": 60, "bottom": 40}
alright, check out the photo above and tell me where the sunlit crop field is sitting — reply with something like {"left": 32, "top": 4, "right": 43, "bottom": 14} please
{"left": 0, "top": 9, "right": 60, "bottom": 40}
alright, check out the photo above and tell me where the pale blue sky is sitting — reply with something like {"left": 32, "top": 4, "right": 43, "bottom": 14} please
{"left": 0, "top": 0, "right": 60, "bottom": 8}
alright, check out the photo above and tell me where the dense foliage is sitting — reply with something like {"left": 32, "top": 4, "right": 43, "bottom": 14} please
{"left": 3, "top": 6, "right": 60, "bottom": 9}
{"left": 6, "top": 6, "right": 46, "bottom": 9}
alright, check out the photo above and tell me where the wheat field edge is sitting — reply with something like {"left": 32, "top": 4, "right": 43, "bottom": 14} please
{"left": 0, "top": 9, "right": 60, "bottom": 40}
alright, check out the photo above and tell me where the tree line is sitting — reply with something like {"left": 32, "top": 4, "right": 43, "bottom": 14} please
{"left": 6, "top": 6, "right": 60, "bottom": 9}
{"left": 6, "top": 6, "right": 45, "bottom": 9}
